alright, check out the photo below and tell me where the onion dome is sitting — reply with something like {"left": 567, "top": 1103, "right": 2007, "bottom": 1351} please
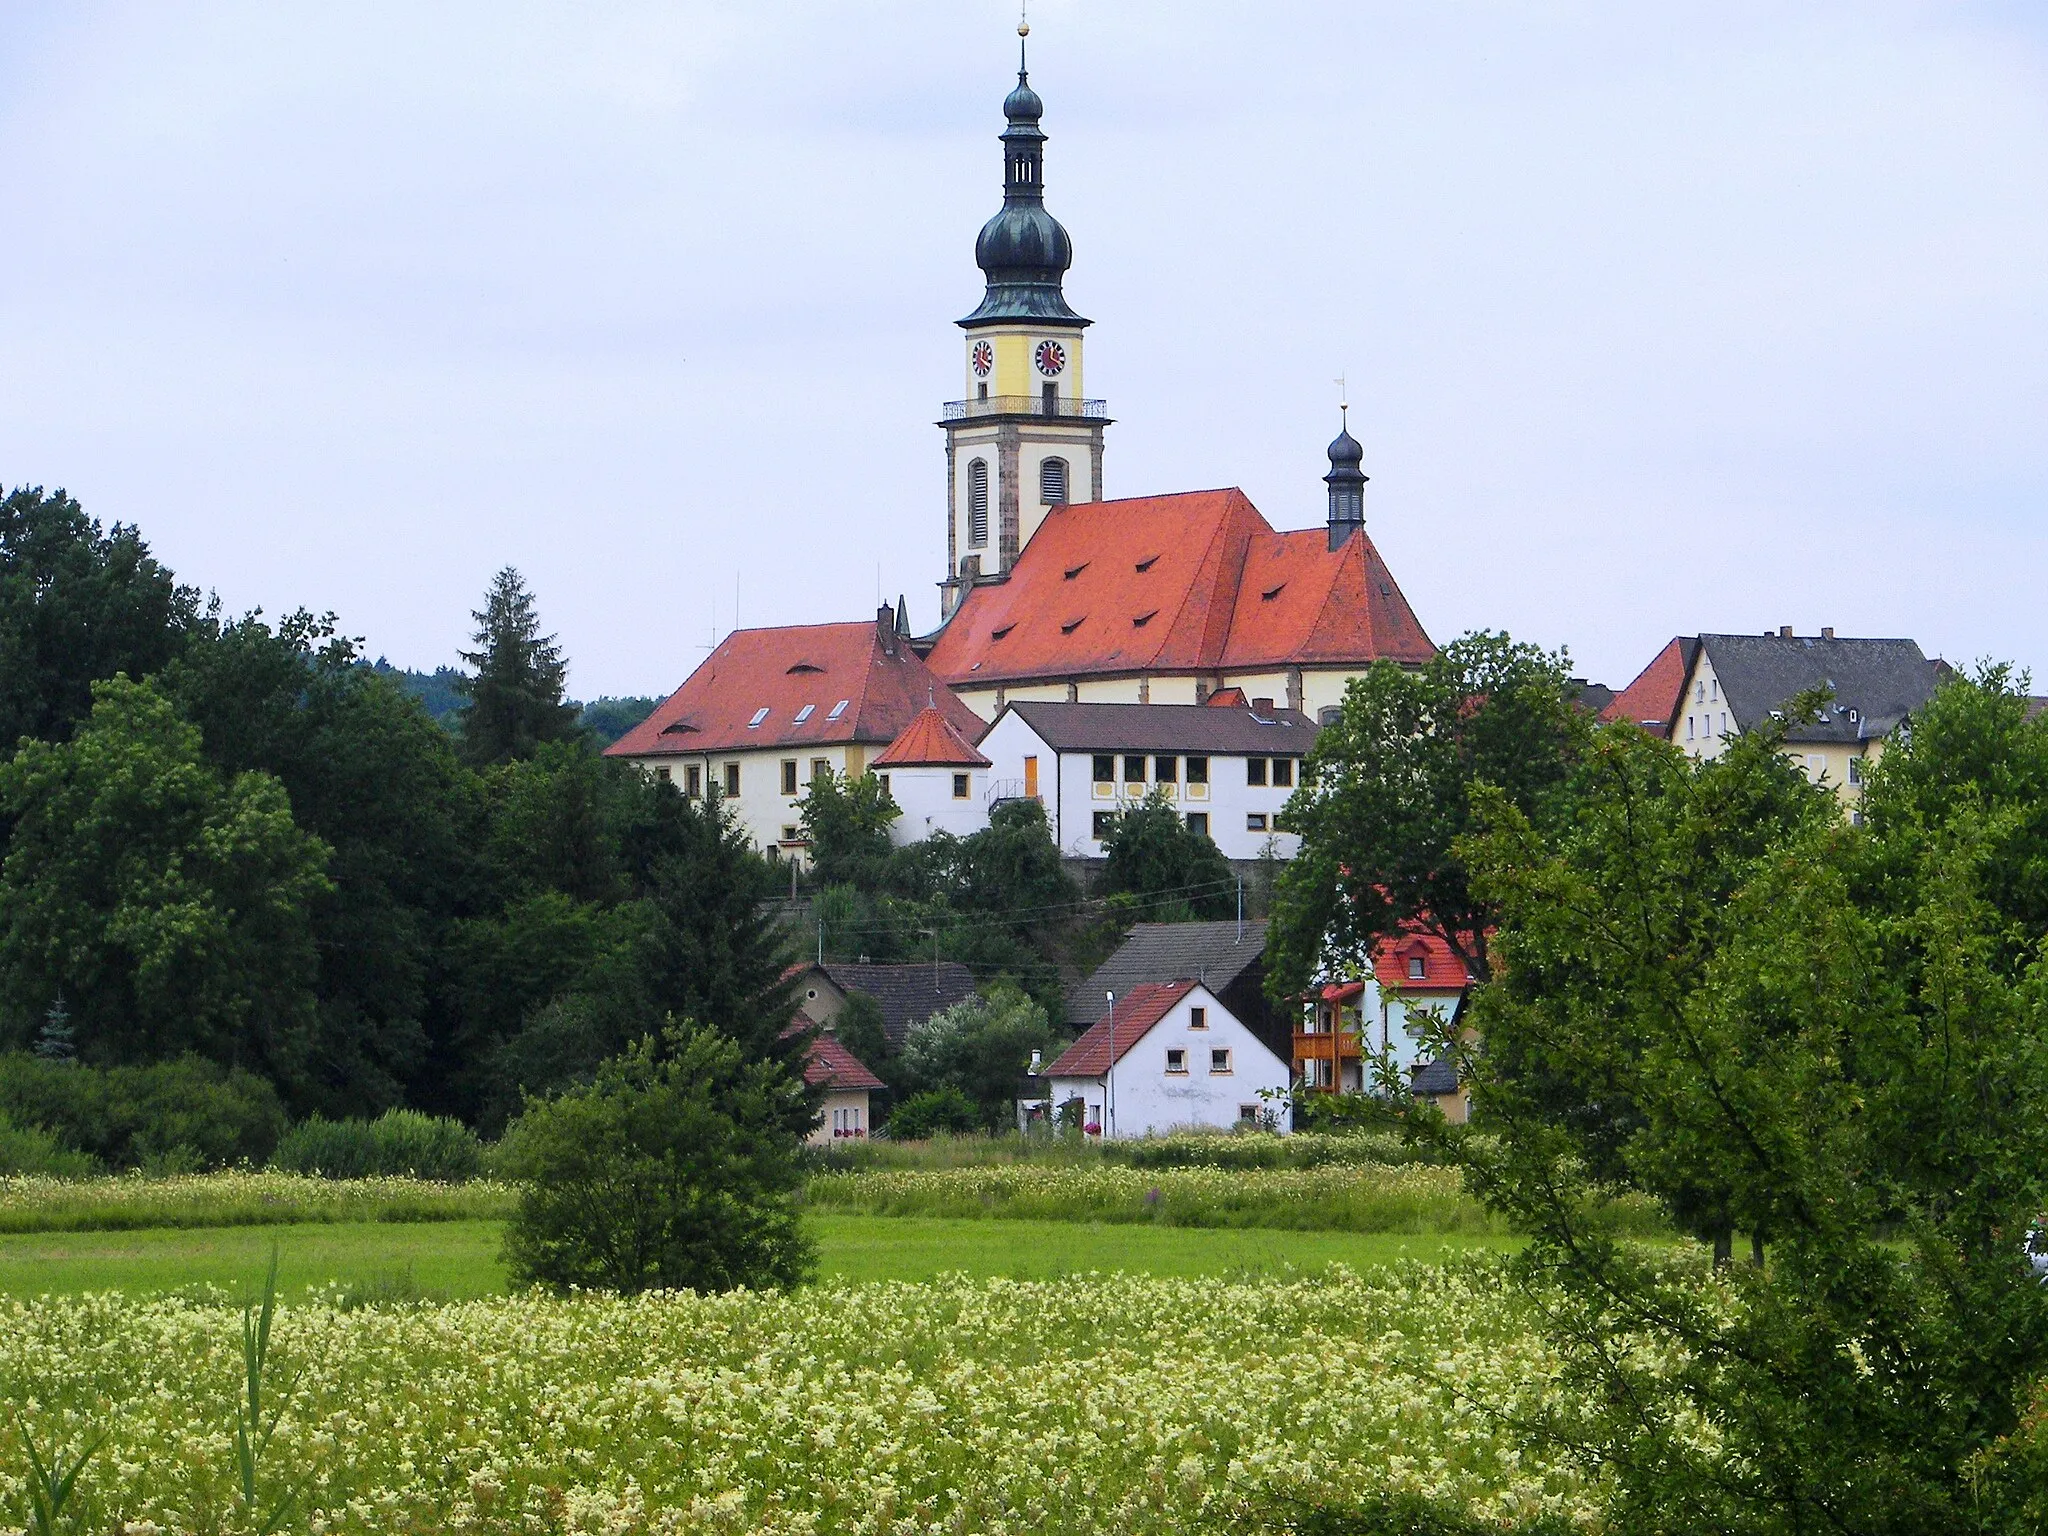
{"left": 1324, "top": 409, "right": 1368, "bottom": 549}
{"left": 959, "top": 48, "right": 1089, "bottom": 328}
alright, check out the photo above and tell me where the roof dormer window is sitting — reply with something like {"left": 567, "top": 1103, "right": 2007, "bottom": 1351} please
{"left": 991, "top": 624, "right": 1015, "bottom": 641}
{"left": 1063, "top": 562, "right": 1089, "bottom": 581}
{"left": 1261, "top": 583, "right": 1286, "bottom": 601}
{"left": 1132, "top": 611, "right": 1157, "bottom": 628}
{"left": 1135, "top": 555, "right": 1159, "bottom": 573}
{"left": 1060, "top": 617, "right": 1085, "bottom": 634}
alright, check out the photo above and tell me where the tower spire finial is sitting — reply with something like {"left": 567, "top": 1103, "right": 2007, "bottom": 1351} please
{"left": 1019, "top": 1, "right": 1030, "bottom": 70}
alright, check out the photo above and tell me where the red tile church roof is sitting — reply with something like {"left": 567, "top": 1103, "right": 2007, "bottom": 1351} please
{"left": 926, "top": 490, "right": 1433, "bottom": 688}
{"left": 872, "top": 705, "right": 991, "bottom": 768}
{"left": 606, "top": 616, "right": 985, "bottom": 759}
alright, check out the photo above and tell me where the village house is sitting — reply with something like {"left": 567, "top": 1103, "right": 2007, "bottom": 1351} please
{"left": 870, "top": 705, "right": 992, "bottom": 845}
{"left": 788, "top": 960, "right": 980, "bottom": 1051}
{"left": 976, "top": 698, "right": 1318, "bottom": 860}
{"left": 1066, "top": 919, "right": 1289, "bottom": 1062}
{"left": 1295, "top": 928, "right": 1477, "bottom": 1118}
{"left": 797, "top": 1027, "right": 885, "bottom": 1146}
{"left": 604, "top": 607, "right": 985, "bottom": 860}
{"left": 1045, "top": 979, "right": 1290, "bottom": 1139}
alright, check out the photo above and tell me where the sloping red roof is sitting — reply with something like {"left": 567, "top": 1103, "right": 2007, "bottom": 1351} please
{"left": 803, "top": 1030, "right": 885, "bottom": 1092}
{"left": 872, "top": 705, "right": 991, "bottom": 767}
{"left": 1045, "top": 980, "right": 1198, "bottom": 1076}
{"left": 1601, "top": 637, "right": 1700, "bottom": 736}
{"left": 926, "top": 490, "right": 1433, "bottom": 687}
{"left": 606, "top": 615, "right": 985, "bottom": 759}
{"left": 1373, "top": 930, "right": 1475, "bottom": 992}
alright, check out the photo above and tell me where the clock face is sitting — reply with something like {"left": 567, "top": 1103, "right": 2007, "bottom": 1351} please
{"left": 970, "top": 340, "right": 994, "bottom": 378}
{"left": 1034, "top": 339, "right": 1067, "bottom": 377}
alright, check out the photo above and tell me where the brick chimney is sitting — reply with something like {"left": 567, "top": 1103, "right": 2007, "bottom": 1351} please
{"left": 1779, "top": 625, "right": 1794, "bottom": 638}
{"left": 877, "top": 604, "right": 897, "bottom": 657}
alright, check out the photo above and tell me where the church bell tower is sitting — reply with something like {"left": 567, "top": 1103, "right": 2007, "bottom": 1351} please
{"left": 938, "top": 29, "right": 1109, "bottom": 621}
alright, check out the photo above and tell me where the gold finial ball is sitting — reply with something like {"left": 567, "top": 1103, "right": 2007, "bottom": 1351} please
{"left": 1019, "top": 21, "right": 1030, "bottom": 37}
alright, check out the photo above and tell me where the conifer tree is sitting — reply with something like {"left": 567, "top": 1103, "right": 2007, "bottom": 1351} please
{"left": 455, "top": 568, "right": 580, "bottom": 766}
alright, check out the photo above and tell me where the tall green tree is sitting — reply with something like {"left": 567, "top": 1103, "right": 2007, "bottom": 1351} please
{"left": 0, "top": 485, "right": 199, "bottom": 749}
{"left": 896, "top": 983, "right": 1055, "bottom": 1130}
{"left": 1398, "top": 682, "right": 2048, "bottom": 1534}
{"left": 1100, "top": 789, "right": 1236, "bottom": 920}
{"left": 797, "top": 767, "right": 899, "bottom": 889}
{"left": 1268, "top": 632, "right": 1581, "bottom": 999}
{"left": 163, "top": 609, "right": 481, "bottom": 1116}
{"left": 0, "top": 677, "right": 332, "bottom": 1089}
{"left": 455, "top": 568, "right": 579, "bottom": 766}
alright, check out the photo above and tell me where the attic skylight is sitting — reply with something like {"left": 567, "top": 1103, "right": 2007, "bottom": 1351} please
{"left": 1379, "top": 582, "right": 1392, "bottom": 596}
{"left": 792, "top": 704, "right": 815, "bottom": 724}
{"left": 827, "top": 699, "right": 850, "bottom": 720}
{"left": 991, "top": 624, "right": 1014, "bottom": 641}
{"left": 786, "top": 661, "right": 824, "bottom": 674}
{"left": 1135, "top": 555, "right": 1159, "bottom": 573}
{"left": 1261, "top": 583, "right": 1286, "bottom": 601}
{"left": 1060, "top": 617, "right": 1086, "bottom": 635}
{"left": 1063, "top": 562, "right": 1089, "bottom": 580}
{"left": 1132, "top": 610, "right": 1157, "bottom": 628}
{"left": 748, "top": 707, "right": 770, "bottom": 728}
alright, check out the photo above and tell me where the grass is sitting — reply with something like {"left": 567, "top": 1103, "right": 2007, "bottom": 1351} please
{"left": 0, "top": 1216, "right": 1517, "bottom": 1300}
{"left": 0, "top": 1171, "right": 513, "bottom": 1233}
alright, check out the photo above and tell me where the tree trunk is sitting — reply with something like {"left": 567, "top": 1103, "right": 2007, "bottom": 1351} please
{"left": 1712, "top": 1227, "right": 1733, "bottom": 1269}
{"left": 1751, "top": 1231, "right": 1765, "bottom": 1268}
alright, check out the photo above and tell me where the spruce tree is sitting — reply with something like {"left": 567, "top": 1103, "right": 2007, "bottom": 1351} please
{"left": 455, "top": 568, "right": 581, "bottom": 766}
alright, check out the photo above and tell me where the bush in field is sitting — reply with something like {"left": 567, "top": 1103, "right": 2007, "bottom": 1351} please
{"left": 884, "top": 1087, "right": 982, "bottom": 1140}
{"left": 897, "top": 985, "right": 1055, "bottom": 1130}
{"left": 499, "top": 1023, "right": 813, "bottom": 1294}
{"left": 0, "top": 1052, "right": 284, "bottom": 1169}
{"left": 0, "top": 1112, "right": 99, "bottom": 1177}
{"left": 271, "top": 1109, "right": 485, "bottom": 1180}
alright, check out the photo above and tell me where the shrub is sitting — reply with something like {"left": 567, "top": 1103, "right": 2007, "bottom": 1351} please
{"left": 896, "top": 985, "right": 1054, "bottom": 1129}
{"left": 270, "top": 1109, "right": 485, "bottom": 1181}
{"left": 885, "top": 1087, "right": 982, "bottom": 1140}
{"left": 498, "top": 1023, "right": 814, "bottom": 1294}
{"left": 0, "top": 1113, "right": 99, "bottom": 1177}
{"left": 0, "top": 1052, "right": 284, "bottom": 1169}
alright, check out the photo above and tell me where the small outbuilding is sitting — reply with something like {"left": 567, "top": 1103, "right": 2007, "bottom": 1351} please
{"left": 871, "top": 704, "right": 993, "bottom": 843}
{"left": 1045, "top": 979, "right": 1289, "bottom": 1140}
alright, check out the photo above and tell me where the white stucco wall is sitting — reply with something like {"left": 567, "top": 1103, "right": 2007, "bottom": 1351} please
{"left": 616, "top": 744, "right": 869, "bottom": 862}
{"left": 807, "top": 1090, "right": 872, "bottom": 1147}
{"left": 1049, "top": 985, "right": 1290, "bottom": 1139}
{"left": 876, "top": 763, "right": 992, "bottom": 845}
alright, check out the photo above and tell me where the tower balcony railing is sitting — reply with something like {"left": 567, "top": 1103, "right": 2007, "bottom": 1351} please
{"left": 942, "top": 395, "right": 1110, "bottom": 422}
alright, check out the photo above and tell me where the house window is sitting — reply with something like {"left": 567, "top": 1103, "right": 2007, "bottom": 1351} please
{"left": 1210, "top": 1048, "right": 1233, "bottom": 1074}
{"left": 1697, "top": 681, "right": 1706, "bottom": 702}
{"left": 1238, "top": 1103, "right": 1261, "bottom": 1124}
{"left": 1186, "top": 756, "right": 1208, "bottom": 785}
{"left": 1185, "top": 812, "right": 1208, "bottom": 836}
{"left": 1093, "top": 755, "right": 1115, "bottom": 784}
{"left": 1189, "top": 1007, "right": 1207, "bottom": 1030}
{"left": 828, "top": 699, "right": 850, "bottom": 720}
{"left": 1246, "top": 813, "right": 1268, "bottom": 831}
{"left": 1246, "top": 758, "right": 1267, "bottom": 786}
{"left": 1165, "top": 1048, "right": 1188, "bottom": 1074}
{"left": 654, "top": 765, "right": 671, "bottom": 782}
{"left": 1041, "top": 457, "right": 1069, "bottom": 505}
{"left": 1123, "top": 754, "right": 1146, "bottom": 783}
{"left": 1092, "top": 811, "right": 1116, "bottom": 840}
{"left": 781, "top": 760, "right": 799, "bottom": 796}
{"left": 1272, "top": 758, "right": 1294, "bottom": 788}
{"left": 685, "top": 764, "right": 702, "bottom": 797}
{"left": 1154, "top": 756, "right": 1177, "bottom": 783}
{"left": 781, "top": 825, "right": 800, "bottom": 843}
{"left": 723, "top": 763, "right": 741, "bottom": 797}
{"left": 1319, "top": 706, "right": 1341, "bottom": 725}
{"left": 1687, "top": 717, "right": 1695, "bottom": 740}
{"left": 1807, "top": 755, "right": 1827, "bottom": 780}
{"left": 1408, "top": 956, "right": 1426, "bottom": 980}
{"left": 811, "top": 757, "right": 830, "bottom": 783}
{"left": 793, "top": 704, "right": 815, "bottom": 724}
{"left": 952, "top": 772, "right": 970, "bottom": 799}
{"left": 1847, "top": 758, "right": 1863, "bottom": 786}
{"left": 748, "top": 707, "right": 770, "bottom": 728}
{"left": 968, "top": 459, "right": 990, "bottom": 547}
{"left": 1710, "top": 678, "right": 1719, "bottom": 701}
{"left": 877, "top": 773, "right": 891, "bottom": 796}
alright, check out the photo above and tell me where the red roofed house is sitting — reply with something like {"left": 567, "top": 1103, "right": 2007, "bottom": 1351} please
{"left": 797, "top": 1023, "right": 886, "bottom": 1146}
{"left": 1600, "top": 637, "right": 1701, "bottom": 736}
{"left": 605, "top": 606, "right": 984, "bottom": 860}
{"left": 1045, "top": 979, "right": 1289, "bottom": 1139}
{"left": 871, "top": 704, "right": 993, "bottom": 844}
{"left": 1294, "top": 927, "right": 1478, "bottom": 1121}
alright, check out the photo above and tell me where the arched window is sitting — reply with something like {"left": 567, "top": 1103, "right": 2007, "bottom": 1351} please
{"left": 968, "top": 459, "right": 989, "bottom": 547}
{"left": 1040, "top": 457, "right": 1069, "bottom": 505}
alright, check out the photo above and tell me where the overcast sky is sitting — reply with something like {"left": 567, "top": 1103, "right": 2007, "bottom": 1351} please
{"left": 2, "top": 2, "right": 2043, "bottom": 698}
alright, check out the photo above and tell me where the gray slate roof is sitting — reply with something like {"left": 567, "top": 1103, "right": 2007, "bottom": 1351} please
{"left": 1002, "top": 701, "right": 1319, "bottom": 755}
{"left": 1700, "top": 634, "right": 1945, "bottom": 744}
{"left": 1410, "top": 1056, "right": 1460, "bottom": 1096}
{"left": 820, "top": 961, "right": 979, "bottom": 1048}
{"left": 1065, "top": 920, "right": 1269, "bottom": 1030}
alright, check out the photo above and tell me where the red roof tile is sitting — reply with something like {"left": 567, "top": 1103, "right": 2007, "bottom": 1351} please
{"left": 1601, "top": 637, "right": 1700, "bottom": 736}
{"left": 927, "top": 491, "right": 1433, "bottom": 687}
{"left": 803, "top": 1030, "right": 885, "bottom": 1092}
{"left": 1045, "top": 980, "right": 1198, "bottom": 1076}
{"left": 606, "top": 614, "right": 985, "bottom": 759}
{"left": 872, "top": 705, "right": 991, "bottom": 767}
{"left": 1372, "top": 930, "right": 1475, "bottom": 991}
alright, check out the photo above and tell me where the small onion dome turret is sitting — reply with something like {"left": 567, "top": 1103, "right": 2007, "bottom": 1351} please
{"left": 1324, "top": 411, "right": 1368, "bottom": 550}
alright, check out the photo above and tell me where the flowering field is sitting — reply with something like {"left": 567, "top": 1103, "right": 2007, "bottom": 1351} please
{"left": 0, "top": 1173, "right": 513, "bottom": 1234}
{"left": 0, "top": 1262, "right": 1593, "bottom": 1535}
{"left": 805, "top": 1162, "right": 1510, "bottom": 1233}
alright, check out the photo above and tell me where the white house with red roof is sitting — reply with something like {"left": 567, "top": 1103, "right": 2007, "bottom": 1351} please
{"left": 870, "top": 704, "right": 993, "bottom": 844}
{"left": 1295, "top": 926, "right": 1477, "bottom": 1119}
{"left": 797, "top": 1025, "right": 886, "bottom": 1147}
{"left": 604, "top": 607, "right": 984, "bottom": 860}
{"left": 1045, "top": 979, "right": 1290, "bottom": 1139}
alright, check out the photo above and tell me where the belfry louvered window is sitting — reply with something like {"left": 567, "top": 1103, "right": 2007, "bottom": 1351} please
{"left": 968, "top": 459, "right": 989, "bottom": 548}
{"left": 1040, "top": 457, "right": 1068, "bottom": 505}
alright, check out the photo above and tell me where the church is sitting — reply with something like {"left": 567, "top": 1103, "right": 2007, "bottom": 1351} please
{"left": 608, "top": 41, "right": 1438, "bottom": 857}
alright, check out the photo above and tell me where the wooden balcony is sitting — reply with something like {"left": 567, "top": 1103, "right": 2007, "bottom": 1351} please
{"left": 1292, "top": 1030, "right": 1366, "bottom": 1065}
